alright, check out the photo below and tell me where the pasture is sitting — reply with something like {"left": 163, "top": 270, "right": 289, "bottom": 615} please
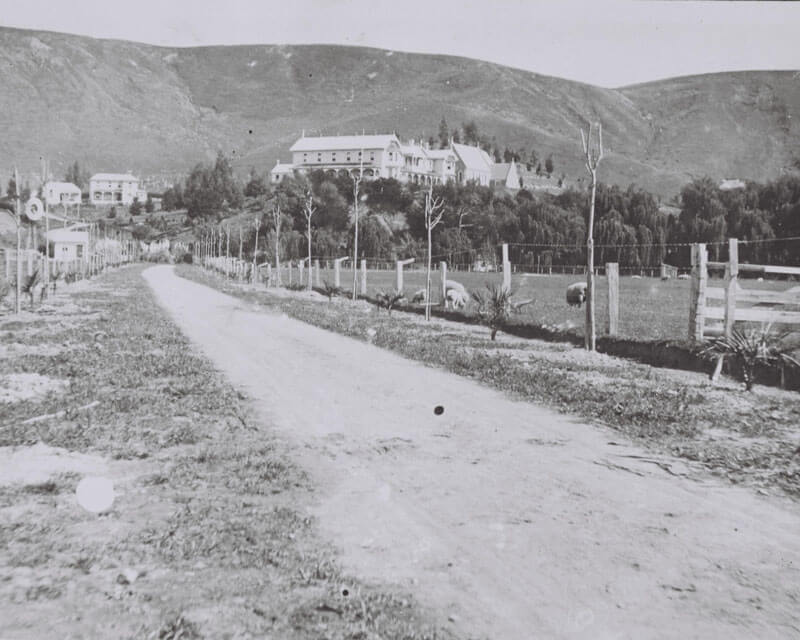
{"left": 306, "top": 267, "right": 797, "bottom": 342}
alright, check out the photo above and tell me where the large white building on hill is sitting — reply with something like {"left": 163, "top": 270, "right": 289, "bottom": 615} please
{"left": 272, "top": 134, "right": 496, "bottom": 187}
{"left": 89, "top": 173, "right": 147, "bottom": 206}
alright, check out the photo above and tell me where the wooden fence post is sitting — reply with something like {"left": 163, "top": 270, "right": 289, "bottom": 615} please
{"left": 314, "top": 259, "right": 320, "bottom": 287}
{"left": 298, "top": 259, "right": 305, "bottom": 285}
{"left": 606, "top": 262, "right": 619, "bottom": 336}
{"left": 360, "top": 259, "right": 367, "bottom": 295}
{"left": 333, "top": 257, "right": 348, "bottom": 288}
{"left": 440, "top": 261, "right": 447, "bottom": 307}
{"left": 288, "top": 260, "right": 293, "bottom": 285}
{"left": 502, "top": 243, "right": 511, "bottom": 291}
{"left": 396, "top": 260, "right": 403, "bottom": 292}
{"left": 688, "top": 243, "right": 708, "bottom": 342}
{"left": 724, "top": 238, "right": 738, "bottom": 338}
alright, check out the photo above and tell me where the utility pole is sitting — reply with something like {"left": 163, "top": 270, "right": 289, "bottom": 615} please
{"left": 14, "top": 167, "right": 21, "bottom": 314}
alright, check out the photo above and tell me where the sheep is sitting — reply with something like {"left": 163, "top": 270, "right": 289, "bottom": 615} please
{"left": 566, "top": 282, "right": 587, "bottom": 308}
{"left": 446, "top": 287, "right": 469, "bottom": 309}
{"left": 411, "top": 288, "right": 427, "bottom": 303}
{"left": 443, "top": 280, "right": 468, "bottom": 310}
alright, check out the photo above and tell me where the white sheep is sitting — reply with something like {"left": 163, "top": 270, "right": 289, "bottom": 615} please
{"left": 566, "top": 282, "right": 587, "bottom": 307}
{"left": 446, "top": 287, "right": 469, "bottom": 309}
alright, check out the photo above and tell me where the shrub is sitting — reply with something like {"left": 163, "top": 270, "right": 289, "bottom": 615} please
{"left": 285, "top": 283, "right": 306, "bottom": 291}
{"left": 375, "top": 289, "right": 405, "bottom": 315}
{"left": 321, "top": 280, "right": 342, "bottom": 301}
{"left": 471, "top": 284, "right": 533, "bottom": 341}
{"left": 700, "top": 323, "right": 800, "bottom": 391}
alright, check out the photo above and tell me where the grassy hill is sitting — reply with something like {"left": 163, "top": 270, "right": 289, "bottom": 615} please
{"left": 1, "top": 26, "right": 798, "bottom": 199}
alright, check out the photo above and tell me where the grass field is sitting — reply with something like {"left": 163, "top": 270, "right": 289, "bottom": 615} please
{"left": 0, "top": 266, "right": 446, "bottom": 639}
{"left": 294, "top": 267, "right": 797, "bottom": 343}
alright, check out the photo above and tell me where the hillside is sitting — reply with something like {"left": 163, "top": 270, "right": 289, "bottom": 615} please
{"left": 1, "top": 26, "right": 798, "bottom": 199}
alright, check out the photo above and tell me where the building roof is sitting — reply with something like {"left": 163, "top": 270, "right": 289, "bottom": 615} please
{"left": 90, "top": 173, "right": 138, "bottom": 182}
{"left": 426, "top": 149, "right": 457, "bottom": 160}
{"left": 719, "top": 179, "right": 746, "bottom": 190}
{"left": 491, "top": 163, "right": 513, "bottom": 180}
{"left": 452, "top": 143, "right": 493, "bottom": 173}
{"left": 271, "top": 163, "right": 295, "bottom": 174}
{"left": 47, "top": 228, "right": 89, "bottom": 243}
{"left": 44, "top": 181, "right": 81, "bottom": 193}
{"left": 290, "top": 134, "right": 400, "bottom": 152}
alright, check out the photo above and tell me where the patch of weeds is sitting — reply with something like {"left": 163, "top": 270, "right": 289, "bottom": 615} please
{"left": 156, "top": 613, "right": 202, "bottom": 640}
{"left": 139, "top": 501, "right": 309, "bottom": 570}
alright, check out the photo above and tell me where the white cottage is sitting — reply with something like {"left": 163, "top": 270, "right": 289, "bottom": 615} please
{"left": 43, "top": 181, "right": 81, "bottom": 207}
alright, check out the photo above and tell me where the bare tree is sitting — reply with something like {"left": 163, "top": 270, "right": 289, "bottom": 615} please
{"left": 423, "top": 184, "right": 445, "bottom": 321}
{"left": 351, "top": 152, "right": 364, "bottom": 300}
{"left": 271, "top": 204, "right": 282, "bottom": 286}
{"left": 580, "top": 121, "right": 604, "bottom": 351}
{"left": 303, "top": 188, "right": 317, "bottom": 290}
{"left": 251, "top": 216, "right": 261, "bottom": 283}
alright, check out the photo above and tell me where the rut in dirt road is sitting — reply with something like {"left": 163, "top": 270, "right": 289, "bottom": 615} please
{"left": 144, "top": 266, "right": 800, "bottom": 640}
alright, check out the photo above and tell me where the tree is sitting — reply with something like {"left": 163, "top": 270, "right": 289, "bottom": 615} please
{"left": 422, "top": 185, "right": 445, "bottom": 321}
{"left": 351, "top": 158, "right": 364, "bottom": 300}
{"left": 580, "top": 122, "right": 604, "bottom": 352}
{"left": 545, "top": 155, "right": 554, "bottom": 177}
{"left": 451, "top": 128, "right": 461, "bottom": 144}
{"left": 64, "top": 161, "right": 89, "bottom": 189}
{"left": 6, "top": 177, "right": 16, "bottom": 198}
{"left": 184, "top": 151, "right": 242, "bottom": 219}
{"left": 144, "top": 195, "right": 155, "bottom": 213}
{"left": 303, "top": 188, "right": 316, "bottom": 290}
{"left": 438, "top": 117, "right": 450, "bottom": 149}
{"left": 130, "top": 197, "right": 142, "bottom": 216}
{"left": 462, "top": 121, "right": 479, "bottom": 146}
{"left": 244, "top": 167, "right": 267, "bottom": 198}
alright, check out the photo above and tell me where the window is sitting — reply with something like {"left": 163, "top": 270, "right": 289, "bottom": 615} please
{"left": 76, "top": 245, "right": 83, "bottom": 258}
{"left": 303, "top": 153, "right": 308, "bottom": 162}
{"left": 346, "top": 154, "right": 351, "bottom": 162}
{"left": 332, "top": 153, "right": 337, "bottom": 161}
{"left": 94, "top": 192, "right": 101, "bottom": 200}
{"left": 370, "top": 152, "right": 375, "bottom": 162}
{"left": 317, "top": 153, "right": 322, "bottom": 162}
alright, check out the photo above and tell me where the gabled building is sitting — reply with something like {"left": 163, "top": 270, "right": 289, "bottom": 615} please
{"left": 288, "top": 134, "right": 405, "bottom": 180}
{"left": 89, "top": 173, "right": 140, "bottom": 206}
{"left": 43, "top": 181, "right": 81, "bottom": 207}
{"left": 270, "top": 162, "right": 295, "bottom": 184}
{"left": 47, "top": 227, "right": 89, "bottom": 262}
{"left": 452, "top": 143, "right": 493, "bottom": 186}
{"left": 280, "top": 133, "right": 493, "bottom": 186}
{"left": 490, "top": 160, "right": 520, "bottom": 190}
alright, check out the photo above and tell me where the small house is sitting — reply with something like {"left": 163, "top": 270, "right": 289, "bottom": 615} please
{"left": 47, "top": 228, "right": 89, "bottom": 263}
{"left": 43, "top": 181, "right": 81, "bottom": 207}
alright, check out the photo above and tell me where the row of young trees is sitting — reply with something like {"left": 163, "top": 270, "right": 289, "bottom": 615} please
{"left": 180, "top": 153, "right": 800, "bottom": 274}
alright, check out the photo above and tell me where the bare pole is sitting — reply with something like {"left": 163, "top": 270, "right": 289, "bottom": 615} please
{"left": 580, "top": 121, "right": 604, "bottom": 351}
{"left": 304, "top": 188, "right": 317, "bottom": 290}
{"left": 252, "top": 216, "right": 260, "bottom": 282}
{"left": 14, "top": 166, "right": 21, "bottom": 314}
{"left": 423, "top": 184, "right": 445, "bottom": 321}
{"left": 272, "top": 204, "right": 282, "bottom": 285}
{"left": 351, "top": 151, "right": 364, "bottom": 300}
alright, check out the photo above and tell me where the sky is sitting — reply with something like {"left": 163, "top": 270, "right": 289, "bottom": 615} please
{"left": 0, "top": 0, "right": 798, "bottom": 87}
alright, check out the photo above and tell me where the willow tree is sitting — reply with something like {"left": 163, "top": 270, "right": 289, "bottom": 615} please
{"left": 580, "top": 121, "right": 604, "bottom": 351}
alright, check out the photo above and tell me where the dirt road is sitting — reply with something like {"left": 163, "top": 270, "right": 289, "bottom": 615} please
{"left": 144, "top": 266, "right": 800, "bottom": 640}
